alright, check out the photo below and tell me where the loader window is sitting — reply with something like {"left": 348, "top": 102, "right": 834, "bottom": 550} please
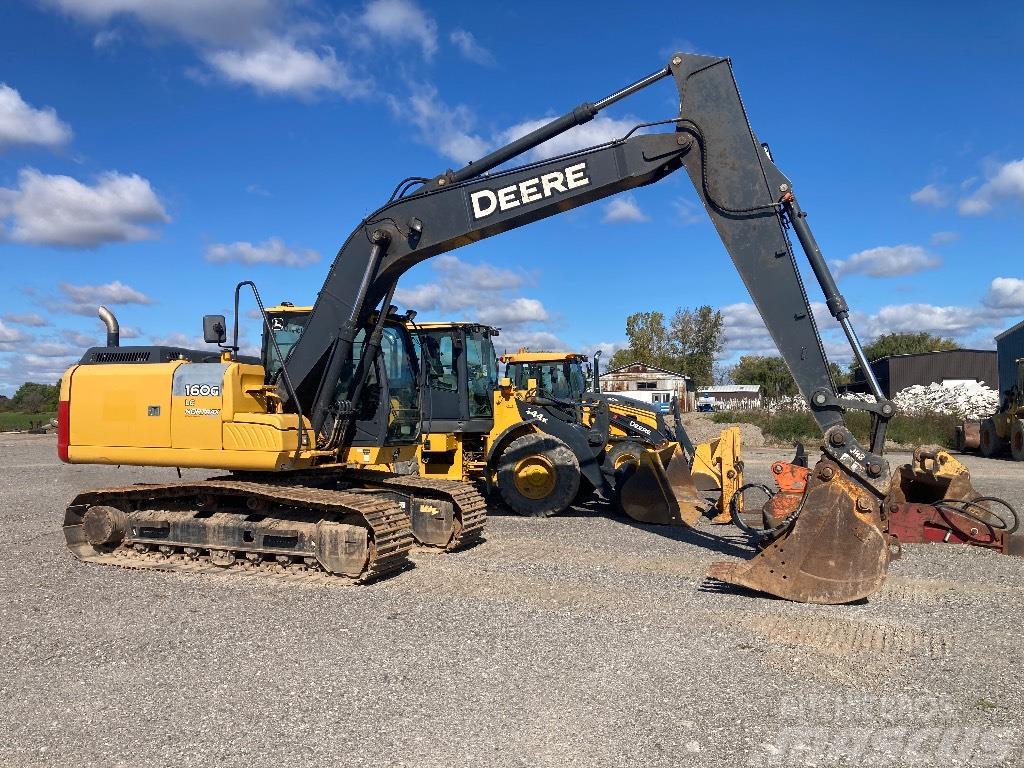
{"left": 567, "top": 361, "right": 588, "bottom": 399}
{"left": 465, "top": 329, "right": 497, "bottom": 418}
{"left": 418, "top": 330, "right": 458, "bottom": 392}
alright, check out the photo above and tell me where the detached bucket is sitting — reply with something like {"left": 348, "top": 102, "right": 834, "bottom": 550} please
{"left": 618, "top": 443, "right": 705, "bottom": 526}
{"left": 709, "top": 460, "right": 890, "bottom": 604}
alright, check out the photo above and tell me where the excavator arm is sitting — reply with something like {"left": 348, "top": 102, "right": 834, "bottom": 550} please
{"left": 279, "top": 52, "right": 900, "bottom": 603}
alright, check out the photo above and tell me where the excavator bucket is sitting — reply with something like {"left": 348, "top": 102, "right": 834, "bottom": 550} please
{"left": 709, "top": 459, "right": 890, "bottom": 604}
{"left": 618, "top": 442, "right": 706, "bottom": 526}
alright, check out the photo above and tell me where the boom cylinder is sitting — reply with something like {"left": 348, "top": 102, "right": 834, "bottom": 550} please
{"left": 448, "top": 67, "right": 671, "bottom": 185}
{"left": 784, "top": 196, "right": 885, "bottom": 401}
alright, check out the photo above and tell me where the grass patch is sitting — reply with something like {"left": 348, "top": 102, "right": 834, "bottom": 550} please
{"left": 0, "top": 411, "right": 56, "bottom": 432}
{"left": 711, "top": 408, "right": 957, "bottom": 448}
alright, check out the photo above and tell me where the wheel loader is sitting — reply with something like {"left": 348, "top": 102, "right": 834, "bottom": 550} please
{"left": 499, "top": 346, "right": 744, "bottom": 522}
{"left": 56, "top": 50, "right": 1001, "bottom": 604}
{"left": 957, "top": 358, "right": 1024, "bottom": 460}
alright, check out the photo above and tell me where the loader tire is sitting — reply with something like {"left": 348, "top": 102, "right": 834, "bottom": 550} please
{"left": 1011, "top": 419, "right": 1024, "bottom": 462}
{"left": 979, "top": 418, "right": 1002, "bottom": 458}
{"left": 605, "top": 440, "right": 647, "bottom": 472}
{"left": 497, "top": 433, "right": 580, "bottom": 517}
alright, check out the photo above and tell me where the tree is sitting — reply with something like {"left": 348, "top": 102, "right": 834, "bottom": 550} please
{"left": 669, "top": 305, "right": 724, "bottom": 388}
{"left": 852, "top": 332, "right": 959, "bottom": 376}
{"left": 609, "top": 311, "right": 674, "bottom": 370}
{"left": 731, "top": 355, "right": 797, "bottom": 400}
{"left": 9, "top": 382, "right": 60, "bottom": 414}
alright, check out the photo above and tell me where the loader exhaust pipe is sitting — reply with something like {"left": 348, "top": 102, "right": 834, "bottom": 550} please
{"left": 97, "top": 305, "right": 119, "bottom": 347}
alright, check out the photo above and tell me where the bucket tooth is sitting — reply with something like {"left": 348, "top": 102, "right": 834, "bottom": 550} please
{"left": 618, "top": 444, "right": 705, "bottom": 527}
{"left": 709, "top": 461, "right": 890, "bottom": 604}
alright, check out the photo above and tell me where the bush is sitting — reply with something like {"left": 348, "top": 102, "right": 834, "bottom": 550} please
{"left": 710, "top": 408, "right": 956, "bottom": 448}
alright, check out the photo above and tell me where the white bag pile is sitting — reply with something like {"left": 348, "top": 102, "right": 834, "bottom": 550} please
{"left": 893, "top": 382, "right": 999, "bottom": 420}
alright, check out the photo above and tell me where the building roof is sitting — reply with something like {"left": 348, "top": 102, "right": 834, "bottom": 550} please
{"left": 996, "top": 319, "right": 1024, "bottom": 342}
{"left": 600, "top": 361, "right": 689, "bottom": 378}
{"left": 699, "top": 384, "right": 762, "bottom": 394}
{"left": 867, "top": 348, "right": 995, "bottom": 364}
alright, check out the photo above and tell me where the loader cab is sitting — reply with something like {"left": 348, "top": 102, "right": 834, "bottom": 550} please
{"left": 408, "top": 322, "right": 499, "bottom": 433}
{"left": 502, "top": 351, "right": 590, "bottom": 401}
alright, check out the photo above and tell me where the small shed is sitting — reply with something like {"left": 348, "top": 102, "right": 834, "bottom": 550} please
{"left": 996, "top": 320, "right": 1024, "bottom": 399}
{"left": 848, "top": 349, "right": 998, "bottom": 398}
{"left": 599, "top": 362, "right": 693, "bottom": 411}
{"left": 697, "top": 384, "right": 762, "bottom": 410}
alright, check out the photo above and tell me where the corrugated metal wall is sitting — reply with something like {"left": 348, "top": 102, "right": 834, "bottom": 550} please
{"left": 857, "top": 350, "right": 998, "bottom": 397}
{"left": 996, "top": 324, "right": 1024, "bottom": 398}
{"left": 886, "top": 350, "right": 998, "bottom": 394}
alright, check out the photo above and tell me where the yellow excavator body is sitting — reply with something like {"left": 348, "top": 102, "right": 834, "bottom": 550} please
{"left": 59, "top": 357, "right": 411, "bottom": 471}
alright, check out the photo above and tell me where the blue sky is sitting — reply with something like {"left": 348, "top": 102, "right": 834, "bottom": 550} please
{"left": 1, "top": 0, "right": 1022, "bottom": 394}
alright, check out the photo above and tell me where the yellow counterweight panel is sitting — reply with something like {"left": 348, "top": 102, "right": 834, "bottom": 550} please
{"left": 69, "top": 361, "right": 179, "bottom": 449}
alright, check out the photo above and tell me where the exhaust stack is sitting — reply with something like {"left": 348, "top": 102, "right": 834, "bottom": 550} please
{"left": 98, "top": 305, "right": 119, "bottom": 347}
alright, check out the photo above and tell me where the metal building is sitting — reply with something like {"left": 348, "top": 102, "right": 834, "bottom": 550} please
{"left": 996, "top": 320, "right": 1024, "bottom": 399}
{"left": 848, "top": 349, "right": 998, "bottom": 398}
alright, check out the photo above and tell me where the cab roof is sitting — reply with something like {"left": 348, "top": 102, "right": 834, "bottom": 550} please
{"left": 500, "top": 349, "right": 588, "bottom": 363}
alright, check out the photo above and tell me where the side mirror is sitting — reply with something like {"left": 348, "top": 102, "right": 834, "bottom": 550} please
{"left": 203, "top": 314, "right": 227, "bottom": 344}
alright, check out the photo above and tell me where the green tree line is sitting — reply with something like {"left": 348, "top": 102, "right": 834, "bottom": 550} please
{"left": 0, "top": 382, "right": 61, "bottom": 413}
{"left": 608, "top": 307, "right": 724, "bottom": 388}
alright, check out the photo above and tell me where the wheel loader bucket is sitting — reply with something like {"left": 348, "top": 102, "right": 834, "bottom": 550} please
{"left": 709, "top": 459, "right": 890, "bottom": 604}
{"left": 618, "top": 442, "right": 706, "bottom": 526}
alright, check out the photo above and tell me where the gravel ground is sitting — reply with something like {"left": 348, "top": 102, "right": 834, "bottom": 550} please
{"left": 2, "top": 433, "right": 1023, "bottom": 768}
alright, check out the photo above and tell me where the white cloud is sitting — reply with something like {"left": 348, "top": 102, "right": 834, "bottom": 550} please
{"left": 672, "top": 198, "right": 703, "bottom": 225}
{"left": 958, "top": 158, "right": 1024, "bottom": 215}
{"left": 204, "top": 237, "right": 320, "bottom": 267}
{"left": 830, "top": 244, "right": 941, "bottom": 279}
{"left": 909, "top": 183, "right": 948, "bottom": 208}
{"left": 930, "top": 230, "right": 958, "bottom": 246}
{"left": 601, "top": 195, "right": 649, "bottom": 223}
{"left": 449, "top": 29, "right": 494, "bottom": 66}
{"left": 862, "top": 303, "right": 988, "bottom": 338}
{"left": 395, "top": 255, "right": 551, "bottom": 335}
{"left": 395, "top": 255, "right": 526, "bottom": 313}
{"left": 495, "top": 329, "right": 566, "bottom": 353}
{"left": 0, "top": 84, "right": 72, "bottom": 151}
{"left": 354, "top": 0, "right": 438, "bottom": 58}
{"left": 389, "top": 84, "right": 488, "bottom": 165}
{"left": 205, "top": 40, "right": 367, "bottom": 98}
{"left": 27, "top": 341, "right": 77, "bottom": 357}
{"left": 720, "top": 302, "right": 776, "bottom": 357}
{"left": 1, "top": 313, "right": 48, "bottom": 327}
{"left": 477, "top": 298, "right": 548, "bottom": 326}
{"left": 498, "top": 115, "right": 639, "bottom": 162}
{"left": 0, "top": 320, "right": 30, "bottom": 346}
{"left": 61, "top": 329, "right": 100, "bottom": 347}
{"left": 0, "top": 168, "right": 169, "bottom": 247}
{"left": 92, "top": 29, "right": 121, "bottom": 49}
{"left": 983, "top": 277, "right": 1024, "bottom": 311}
{"left": 245, "top": 183, "right": 271, "bottom": 197}
{"left": 0, "top": 352, "right": 78, "bottom": 393}
{"left": 40, "top": 0, "right": 278, "bottom": 46}
{"left": 56, "top": 280, "right": 153, "bottom": 316}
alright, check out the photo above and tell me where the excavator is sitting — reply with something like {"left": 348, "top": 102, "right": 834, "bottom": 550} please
{"left": 500, "top": 347, "right": 744, "bottom": 521}
{"left": 57, "top": 51, "right": 994, "bottom": 603}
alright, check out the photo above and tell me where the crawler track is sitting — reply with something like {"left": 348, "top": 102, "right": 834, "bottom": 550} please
{"left": 233, "top": 467, "right": 488, "bottom": 551}
{"left": 63, "top": 479, "right": 414, "bottom": 584}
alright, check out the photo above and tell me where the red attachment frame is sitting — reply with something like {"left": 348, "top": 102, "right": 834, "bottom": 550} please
{"left": 887, "top": 502, "right": 1015, "bottom": 555}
